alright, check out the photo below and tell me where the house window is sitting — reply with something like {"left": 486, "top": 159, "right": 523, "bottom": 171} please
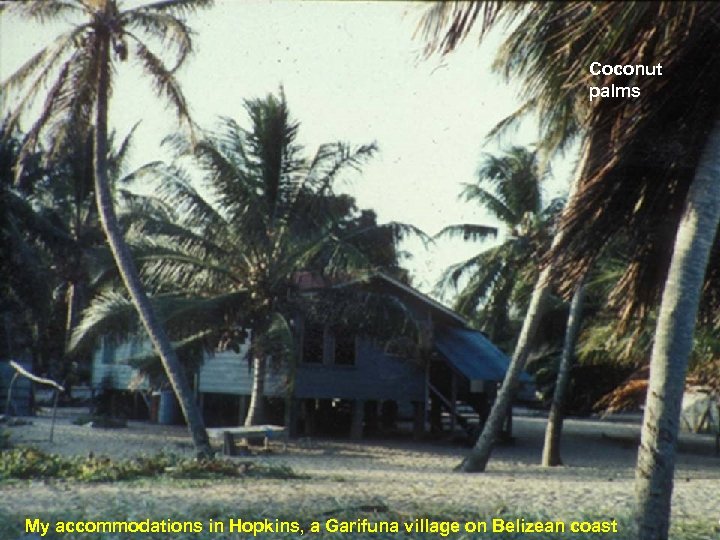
{"left": 302, "top": 322, "right": 324, "bottom": 364}
{"left": 333, "top": 330, "right": 356, "bottom": 366}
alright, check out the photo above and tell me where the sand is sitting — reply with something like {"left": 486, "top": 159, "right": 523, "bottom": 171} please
{"left": 2, "top": 408, "right": 719, "bottom": 524}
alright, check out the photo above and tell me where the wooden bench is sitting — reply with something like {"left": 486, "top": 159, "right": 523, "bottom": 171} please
{"left": 206, "top": 425, "right": 287, "bottom": 455}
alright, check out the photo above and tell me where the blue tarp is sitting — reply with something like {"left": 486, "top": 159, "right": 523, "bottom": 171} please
{"left": 434, "top": 326, "right": 532, "bottom": 383}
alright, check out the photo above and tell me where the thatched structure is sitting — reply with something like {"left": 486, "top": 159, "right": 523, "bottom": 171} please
{"left": 597, "top": 360, "right": 720, "bottom": 416}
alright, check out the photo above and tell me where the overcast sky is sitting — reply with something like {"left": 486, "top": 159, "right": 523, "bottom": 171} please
{"left": 0, "top": 0, "right": 573, "bottom": 296}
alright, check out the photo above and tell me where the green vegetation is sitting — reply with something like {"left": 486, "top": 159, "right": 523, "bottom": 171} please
{"left": 1, "top": 0, "right": 217, "bottom": 456}
{"left": 0, "top": 427, "right": 10, "bottom": 450}
{"left": 3, "top": 3, "right": 720, "bottom": 539}
{"left": 0, "top": 447, "right": 302, "bottom": 482}
{"left": 68, "top": 90, "right": 418, "bottom": 426}
{"left": 437, "top": 145, "right": 563, "bottom": 347}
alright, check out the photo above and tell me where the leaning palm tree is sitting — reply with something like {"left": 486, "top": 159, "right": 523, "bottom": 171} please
{"left": 418, "top": 0, "right": 594, "bottom": 476}
{"left": 419, "top": 3, "right": 720, "bottom": 538}
{"left": 437, "top": 146, "right": 560, "bottom": 345}
{"left": 72, "top": 91, "right": 418, "bottom": 426}
{"left": 1, "top": 0, "right": 214, "bottom": 457}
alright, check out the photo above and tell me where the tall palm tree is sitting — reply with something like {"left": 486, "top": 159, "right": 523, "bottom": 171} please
{"left": 437, "top": 146, "right": 560, "bottom": 345}
{"left": 419, "top": 3, "right": 720, "bottom": 538}
{"left": 0, "top": 125, "right": 71, "bottom": 368}
{"left": 418, "top": 0, "right": 596, "bottom": 475}
{"left": 1, "top": 0, "right": 214, "bottom": 457}
{"left": 72, "top": 91, "right": 416, "bottom": 426}
{"left": 34, "top": 124, "right": 139, "bottom": 354}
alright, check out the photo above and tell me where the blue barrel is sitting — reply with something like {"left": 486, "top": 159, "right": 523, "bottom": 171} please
{"left": 157, "top": 389, "right": 180, "bottom": 425}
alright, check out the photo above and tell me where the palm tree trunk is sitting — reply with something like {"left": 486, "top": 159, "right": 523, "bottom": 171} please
{"left": 93, "top": 36, "right": 211, "bottom": 458}
{"left": 64, "top": 281, "right": 85, "bottom": 352}
{"left": 458, "top": 134, "right": 602, "bottom": 473}
{"left": 284, "top": 353, "right": 298, "bottom": 433}
{"left": 635, "top": 117, "right": 720, "bottom": 540}
{"left": 542, "top": 280, "right": 586, "bottom": 466}
{"left": 244, "top": 356, "right": 266, "bottom": 426}
{"left": 459, "top": 270, "right": 551, "bottom": 471}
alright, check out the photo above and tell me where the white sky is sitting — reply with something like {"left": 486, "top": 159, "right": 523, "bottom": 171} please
{"left": 0, "top": 0, "right": 573, "bottom": 297}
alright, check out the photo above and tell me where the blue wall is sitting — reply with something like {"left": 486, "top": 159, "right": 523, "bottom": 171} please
{"left": 294, "top": 338, "right": 425, "bottom": 402}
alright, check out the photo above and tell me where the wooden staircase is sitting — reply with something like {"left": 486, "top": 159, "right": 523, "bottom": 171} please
{"left": 428, "top": 382, "right": 482, "bottom": 438}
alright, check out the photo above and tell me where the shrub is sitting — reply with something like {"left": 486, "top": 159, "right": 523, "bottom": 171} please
{"left": 0, "top": 448, "right": 73, "bottom": 479}
{"left": 0, "top": 448, "right": 301, "bottom": 482}
{"left": 0, "top": 427, "right": 10, "bottom": 449}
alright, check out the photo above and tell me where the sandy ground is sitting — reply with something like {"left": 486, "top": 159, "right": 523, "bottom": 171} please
{"left": 2, "top": 407, "right": 719, "bottom": 525}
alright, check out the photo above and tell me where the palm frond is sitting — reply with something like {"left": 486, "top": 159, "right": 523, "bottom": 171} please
{"left": 187, "top": 136, "right": 268, "bottom": 232}
{"left": 44, "top": 45, "right": 101, "bottom": 163}
{"left": 132, "top": 0, "right": 214, "bottom": 17}
{"left": 123, "top": 10, "right": 193, "bottom": 72}
{"left": 484, "top": 97, "right": 538, "bottom": 143}
{"left": 153, "top": 163, "right": 227, "bottom": 231}
{"left": 0, "top": 25, "right": 86, "bottom": 99}
{"left": 304, "top": 142, "right": 378, "bottom": 195}
{"left": 132, "top": 242, "right": 243, "bottom": 292}
{"left": 460, "top": 183, "right": 516, "bottom": 225}
{"left": 303, "top": 286, "right": 420, "bottom": 343}
{"left": 453, "top": 249, "right": 508, "bottom": 317}
{"left": 129, "top": 36, "right": 192, "bottom": 126}
{"left": 14, "top": 60, "right": 73, "bottom": 184}
{"left": 434, "top": 223, "right": 498, "bottom": 242}
{"left": 0, "top": 0, "right": 83, "bottom": 23}
{"left": 415, "top": 1, "right": 502, "bottom": 57}
{"left": 69, "top": 290, "right": 141, "bottom": 354}
{"left": 118, "top": 189, "right": 176, "bottom": 222}
{"left": 252, "top": 312, "right": 297, "bottom": 372}
{"left": 109, "top": 122, "right": 141, "bottom": 182}
{"left": 344, "top": 220, "right": 432, "bottom": 247}
{"left": 71, "top": 288, "right": 249, "bottom": 355}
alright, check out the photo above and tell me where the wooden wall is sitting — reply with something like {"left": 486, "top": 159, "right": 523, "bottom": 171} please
{"left": 197, "top": 350, "right": 284, "bottom": 396}
{"left": 92, "top": 337, "right": 424, "bottom": 404}
{"left": 91, "top": 340, "right": 151, "bottom": 390}
{"left": 294, "top": 339, "right": 425, "bottom": 402}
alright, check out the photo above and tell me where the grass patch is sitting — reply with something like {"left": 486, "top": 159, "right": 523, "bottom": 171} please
{"left": 0, "top": 447, "right": 304, "bottom": 482}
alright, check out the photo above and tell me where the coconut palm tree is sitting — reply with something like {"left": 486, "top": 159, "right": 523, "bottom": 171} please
{"left": 419, "top": 2, "right": 720, "bottom": 538}
{"left": 34, "top": 124, "right": 141, "bottom": 353}
{"left": 418, "top": 0, "right": 597, "bottom": 475}
{"left": 437, "top": 146, "right": 561, "bottom": 345}
{"left": 1, "top": 0, "right": 215, "bottom": 457}
{"left": 0, "top": 125, "right": 70, "bottom": 368}
{"left": 0, "top": 121, "right": 141, "bottom": 388}
{"left": 72, "top": 91, "right": 418, "bottom": 426}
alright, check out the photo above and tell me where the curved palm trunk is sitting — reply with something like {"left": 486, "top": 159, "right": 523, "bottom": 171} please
{"left": 542, "top": 281, "right": 586, "bottom": 466}
{"left": 93, "top": 37, "right": 211, "bottom": 458}
{"left": 244, "top": 357, "right": 266, "bottom": 426}
{"left": 635, "top": 117, "right": 720, "bottom": 540}
{"left": 459, "top": 270, "right": 551, "bottom": 471}
{"left": 459, "top": 134, "right": 602, "bottom": 473}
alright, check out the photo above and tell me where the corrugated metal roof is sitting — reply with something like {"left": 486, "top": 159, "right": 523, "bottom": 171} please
{"left": 434, "top": 326, "right": 532, "bottom": 383}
